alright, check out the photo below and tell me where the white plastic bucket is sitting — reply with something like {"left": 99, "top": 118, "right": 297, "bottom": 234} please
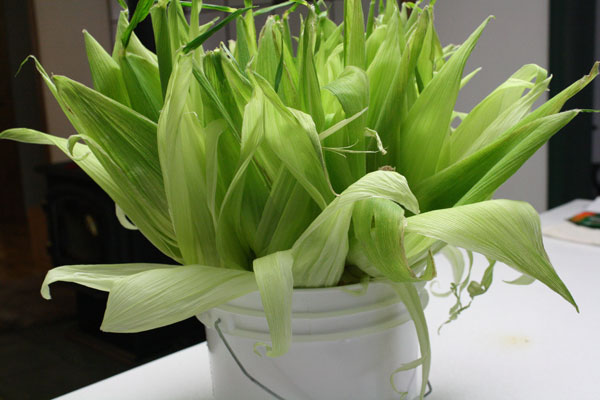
{"left": 198, "top": 282, "right": 428, "bottom": 400}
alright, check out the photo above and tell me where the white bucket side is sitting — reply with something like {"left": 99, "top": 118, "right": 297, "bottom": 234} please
{"left": 199, "top": 282, "right": 428, "bottom": 400}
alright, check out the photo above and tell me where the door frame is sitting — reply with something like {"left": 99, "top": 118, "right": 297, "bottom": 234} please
{"left": 548, "top": 1, "right": 597, "bottom": 207}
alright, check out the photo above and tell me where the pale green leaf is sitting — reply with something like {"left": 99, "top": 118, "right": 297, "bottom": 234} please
{"left": 113, "top": 11, "right": 158, "bottom": 64}
{"left": 441, "top": 64, "right": 548, "bottom": 168}
{"left": 158, "top": 54, "right": 220, "bottom": 266}
{"left": 253, "top": 73, "right": 334, "bottom": 209}
{"left": 102, "top": 265, "right": 257, "bottom": 332}
{"left": 460, "top": 67, "right": 482, "bottom": 89}
{"left": 405, "top": 199, "right": 578, "bottom": 310}
{"left": 298, "top": 8, "right": 326, "bottom": 131}
{"left": 323, "top": 66, "right": 369, "bottom": 190}
{"left": 292, "top": 170, "right": 419, "bottom": 287}
{"left": 504, "top": 273, "right": 536, "bottom": 285}
{"left": 397, "top": 16, "right": 491, "bottom": 184}
{"left": 415, "top": 111, "right": 579, "bottom": 211}
{"left": 52, "top": 75, "right": 167, "bottom": 215}
{"left": 0, "top": 128, "right": 181, "bottom": 261}
{"left": 292, "top": 205, "right": 353, "bottom": 287}
{"left": 150, "top": 3, "right": 173, "bottom": 96}
{"left": 367, "top": 9, "right": 429, "bottom": 169}
{"left": 343, "top": 0, "right": 366, "bottom": 69}
{"left": 83, "top": 30, "right": 130, "bottom": 107}
{"left": 518, "top": 62, "right": 599, "bottom": 126}
{"left": 168, "top": 0, "right": 190, "bottom": 55}
{"left": 255, "top": 17, "right": 281, "bottom": 89}
{"left": 352, "top": 198, "right": 436, "bottom": 282}
{"left": 388, "top": 282, "right": 431, "bottom": 400}
{"left": 118, "top": 52, "right": 163, "bottom": 121}
{"left": 254, "top": 167, "right": 319, "bottom": 256}
{"left": 456, "top": 111, "right": 579, "bottom": 206}
{"left": 41, "top": 263, "right": 169, "bottom": 300}
{"left": 253, "top": 251, "right": 294, "bottom": 357}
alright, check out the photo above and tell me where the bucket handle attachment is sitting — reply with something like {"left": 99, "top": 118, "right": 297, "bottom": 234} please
{"left": 425, "top": 381, "right": 432, "bottom": 397}
{"left": 214, "top": 318, "right": 287, "bottom": 400}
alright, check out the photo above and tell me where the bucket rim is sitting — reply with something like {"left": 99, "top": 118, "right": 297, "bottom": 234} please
{"left": 210, "top": 280, "right": 428, "bottom": 317}
{"left": 287, "top": 279, "right": 425, "bottom": 294}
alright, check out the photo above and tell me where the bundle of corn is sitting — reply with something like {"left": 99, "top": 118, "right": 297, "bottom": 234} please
{"left": 2, "top": 1, "right": 595, "bottom": 397}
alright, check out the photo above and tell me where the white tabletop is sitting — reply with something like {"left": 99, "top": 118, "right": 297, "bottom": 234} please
{"left": 56, "top": 200, "right": 600, "bottom": 400}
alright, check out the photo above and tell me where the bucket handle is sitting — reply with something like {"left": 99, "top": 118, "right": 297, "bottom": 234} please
{"left": 214, "top": 318, "right": 287, "bottom": 400}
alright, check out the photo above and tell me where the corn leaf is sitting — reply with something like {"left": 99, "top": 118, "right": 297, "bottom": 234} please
{"left": 415, "top": 8, "right": 435, "bottom": 90}
{"left": 298, "top": 8, "right": 326, "bottom": 131}
{"left": 102, "top": 265, "right": 257, "bottom": 332}
{"left": 253, "top": 73, "right": 334, "bottom": 209}
{"left": 219, "top": 49, "right": 253, "bottom": 112}
{"left": 113, "top": 11, "right": 158, "bottom": 63}
{"left": 121, "top": 0, "right": 154, "bottom": 48}
{"left": 158, "top": 54, "right": 220, "bottom": 266}
{"left": 365, "top": 22, "right": 387, "bottom": 67}
{"left": 83, "top": 31, "right": 130, "bottom": 107}
{"left": 456, "top": 111, "right": 579, "bottom": 205}
{"left": 253, "top": 251, "right": 294, "bottom": 357}
{"left": 389, "top": 282, "right": 431, "bottom": 400}
{"left": 323, "top": 66, "right": 369, "bottom": 190}
{"left": 254, "top": 0, "right": 304, "bottom": 16}
{"left": 0, "top": 128, "right": 181, "bottom": 261}
{"left": 405, "top": 199, "right": 578, "bottom": 310}
{"left": 254, "top": 168, "right": 320, "bottom": 256}
{"left": 233, "top": 14, "right": 254, "bottom": 70}
{"left": 440, "top": 64, "right": 548, "bottom": 167}
{"left": 352, "top": 198, "right": 436, "bottom": 282}
{"left": 183, "top": 7, "right": 251, "bottom": 53}
{"left": 255, "top": 17, "right": 281, "bottom": 89}
{"left": 463, "top": 75, "right": 550, "bottom": 159}
{"left": 150, "top": 2, "right": 173, "bottom": 96}
{"left": 181, "top": 1, "right": 241, "bottom": 13}
{"left": 52, "top": 75, "right": 165, "bottom": 209}
{"left": 192, "top": 59, "right": 241, "bottom": 137}
{"left": 415, "top": 111, "right": 579, "bottom": 211}
{"left": 367, "top": 9, "right": 429, "bottom": 169}
{"left": 292, "top": 205, "right": 353, "bottom": 287}
{"left": 343, "top": 0, "right": 366, "bottom": 69}
{"left": 119, "top": 52, "right": 163, "bottom": 121}
{"left": 397, "top": 16, "right": 491, "bottom": 184}
{"left": 168, "top": 0, "right": 190, "bottom": 55}
{"left": 216, "top": 89, "right": 267, "bottom": 269}
{"left": 41, "top": 263, "right": 170, "bottom": 300}
{"left": 242, "top": 0, "right": 258, "bottom": 61}
{"left": 49, "top": 75, "right": 175, "bottom": 254}
{"left": 365, "top": 0, "right": 376, "bottom": 37}
{"left": 292, "top": 170, "right": 419, "bottom": 286}
{"left": 505, "top": 273, "right": 536, "bottom": 286}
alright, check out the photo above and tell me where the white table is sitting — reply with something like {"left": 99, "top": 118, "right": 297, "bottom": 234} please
{"left": 56, "top": 200, "right": 600, "bottom": 400}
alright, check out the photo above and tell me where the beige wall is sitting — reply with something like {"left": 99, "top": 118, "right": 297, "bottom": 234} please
{"left": 33, "top": 0, "right": 112, "bottom": 162}
{"left": 435, "top": 0, "right": 550, "bottom": 211}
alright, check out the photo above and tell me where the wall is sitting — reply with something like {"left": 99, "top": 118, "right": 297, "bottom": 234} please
{"left": 2, "top": 1, "right": 48, "bottom": 209}
{"left": 33, "top": 0, "right": 113, "bottom": 163}
{"left": 434, "top": 0, "right": 550, "bottom": 211}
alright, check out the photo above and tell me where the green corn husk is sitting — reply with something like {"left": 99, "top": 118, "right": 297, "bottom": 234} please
{"left": 2, "top": 1, "right": 596, "bottom": 398}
